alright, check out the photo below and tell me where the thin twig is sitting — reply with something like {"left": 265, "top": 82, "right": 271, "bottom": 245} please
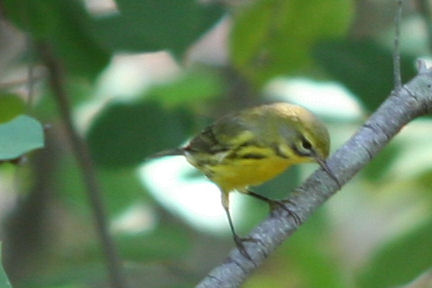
{"left": 26, "top": 35, "right": 35, "bottom": 113}
{"left": 394, "top": 0, "right": 403, "bottom": 90}
{"left": 416, "top": 0, "right": 432, "bottom": 50}
{"left": 36, "top": 42, "right": 128, "bottom": 288}
{"left": 0, "top": 74, "right": 44, "bottom": 90}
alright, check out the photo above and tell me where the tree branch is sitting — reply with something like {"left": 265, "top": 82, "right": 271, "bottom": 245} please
{"left": 36, "top": 42, "right": 128, "bottom": 288}
{"left": 196, "top": 61, "right": 432, "bottom": 288}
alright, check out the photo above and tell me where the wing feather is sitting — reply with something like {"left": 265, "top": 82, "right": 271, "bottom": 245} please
{"left": 185, "top": 114, "right": 256, "bottom": 165}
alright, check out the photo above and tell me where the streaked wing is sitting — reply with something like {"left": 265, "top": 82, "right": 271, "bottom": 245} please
{"left": 186, "top": 125, "right": 230, "bottom": 155}
{"left": 185, "top": 114, "right": 255, "bottom": 161}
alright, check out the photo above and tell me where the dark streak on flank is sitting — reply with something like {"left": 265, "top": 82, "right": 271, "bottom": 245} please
{"left": 240, "top": 153, "right": 267, "bottom": 159}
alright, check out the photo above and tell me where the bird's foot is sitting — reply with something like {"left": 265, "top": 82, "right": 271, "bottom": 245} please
{"left": 233, "top": 235, "right": 263, "bottom": 262}
{"left": 267, "top": 199, "right": 301, "bottom": 225}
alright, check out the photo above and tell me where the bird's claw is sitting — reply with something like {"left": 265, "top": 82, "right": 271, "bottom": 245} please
{"left": 233, "top": 235, "right": 264, "bottom": 262}
{"left": 268, "top": 199, "right": 301, "bottom": 225}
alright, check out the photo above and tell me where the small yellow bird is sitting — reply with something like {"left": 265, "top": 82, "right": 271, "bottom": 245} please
{"left": 152, "top": 102, "right": 337, "bottom": 258}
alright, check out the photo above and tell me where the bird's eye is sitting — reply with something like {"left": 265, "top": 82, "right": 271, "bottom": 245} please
{"left": 301, "top": 138, "right": 312, "bottom": 150}
{"left": 291, "top": 136, "right": 314, "bottom": 157}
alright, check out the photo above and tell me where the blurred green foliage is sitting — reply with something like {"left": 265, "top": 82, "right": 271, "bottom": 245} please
{"left": 362, "top": 142, "right": 402, "bottom": 182}
{"left": 89, "top": 0, "right": 224, "bottom": 56}
{"left": 358, "top": 218, "right": 432, "bottom": 288}
{"left": 231, "top": 0, "right": 353, "bottom": 86}
{"left": 0, "top": 94, "right": 25, "bottom": 123}
{"left": 245, "top": 210, "right": 346, "bottom": 288}
{"left": 55, "top": 156, "right": 150, "bottom": 216}
{"left": 87, "top": 101, "right": 194, "bottom": 167}
{"left": 3, "top": 0, "right": 110, "bottom": 78}
{"left": 1, "top": 0, "right": 432, "bottom": 287}
{"left": 0, "top": 244, "right": 12, "bottom": 288}
{"left": 145, "top": 69, "right": 224, "bottom": 108}
{"left": 313, "top": 40, "right": 417, "bottom": 111}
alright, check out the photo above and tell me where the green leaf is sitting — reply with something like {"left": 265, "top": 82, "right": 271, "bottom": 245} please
{"left": 87, "top": 101, "right": 194, "bottom": 167}
{"left": 99, "top": 169, "right": 152, "bottom": 214}
{"left": 146, "top": 70, "right": 224, "bottom": 107}
{"left": 313, "top": 40, "right": 417, "bottom": 111}
{"left": 357, "top": 218, "right": 432, "bottom": 288}
{"left": 399, "top": 269, "right": 432, "bottom": 288}
{"left": 231, "top": 0, "right": 353, "bottom": 86}
{"left": 90, "top": 0, "right": 224, "bottom": 56}
{"left": 2, "top": 0, "right": 59, "bottom": 37}
{"left": 49, "top": 0, "right": 110, "bottom": 78}
{"left": 0, "top": 94, "right": 26, "bottom": 123}
{"left": 0, "top": 244, "right": 12, "bottom": 288}
{"left": 0, "top": 115, "right": 44, "bottom": 160}
{"left": 4, "top": 0, "right": 110, "bottom": 78}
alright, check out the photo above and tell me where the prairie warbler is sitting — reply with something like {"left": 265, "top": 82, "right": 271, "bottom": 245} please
{"left": 151, "top": 102, "right": 337, "bottom": 259}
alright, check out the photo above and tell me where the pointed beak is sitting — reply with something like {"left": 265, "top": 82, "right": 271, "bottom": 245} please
{"left": 315, "top": 156, "right": 341, "bottom": 189}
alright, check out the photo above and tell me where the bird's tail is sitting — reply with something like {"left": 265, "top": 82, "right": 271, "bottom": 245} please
{"left": 147, "top": 148, "right": 185, "bottom": 160}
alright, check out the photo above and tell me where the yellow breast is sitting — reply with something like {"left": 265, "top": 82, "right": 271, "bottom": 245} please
{"left": 209, "top": 156, "right": 293, "bottom": 192}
